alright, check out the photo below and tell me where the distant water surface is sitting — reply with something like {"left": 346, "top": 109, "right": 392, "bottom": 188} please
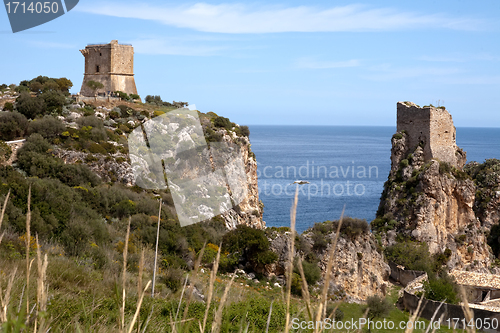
{"left": 249, "top": 126, "right": 500, "bottom": 233}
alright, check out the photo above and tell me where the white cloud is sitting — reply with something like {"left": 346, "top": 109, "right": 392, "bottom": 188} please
{"left": 76, "top": 2, "right": 484, "bottom": 33}
{"left": 418, "top": 53, "right": 500, "bottom": 63}
{"left": 27, "top": 41, "right": 76, "bottom": 49}
{"left": 417, "top": 55, "right": 466, "bottom": 63}
{"left": 295, "top": 58, "right": 360, "bottom": 69}
{"left": 438, "top": 75, "right": 500, "bottom": 85}
{"left": 130, "top": 38, "right": 226, "bottom": 56}
{"left": 362, "top": 65, "right": 462, "bottom": 81}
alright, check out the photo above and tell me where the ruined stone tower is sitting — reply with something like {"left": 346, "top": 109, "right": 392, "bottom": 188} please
{"left": 79, "top": 40, "right": 137, "bottom": 97}
{"left": 396, "top": 101, "right": 466, "bottom": 168}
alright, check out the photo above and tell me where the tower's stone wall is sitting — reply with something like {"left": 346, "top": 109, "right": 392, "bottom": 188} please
{"left": 79, "top": 40, "right": 137, "bottom": 97}
{"left": 396, "top": 101, "right": 465, "bottom": 168}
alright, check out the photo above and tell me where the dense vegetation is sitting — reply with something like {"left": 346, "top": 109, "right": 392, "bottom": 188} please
{"left": 0, "top": 75, "right": 257, "bottom": 290}
{"left": 1, "top": 77, "right": 478, "bottom": 331}
{"left": 385, "top": 240, "right": 458, "bottom": 303}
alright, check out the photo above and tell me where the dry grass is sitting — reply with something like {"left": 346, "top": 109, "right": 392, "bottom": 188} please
{"left": 201, "top": 243, "right": 221, "bottom": 333}
{"left": 210, "top": 269, "right": 235, "bottom": 333}
{"left": 35, "top": 235, "right": 48, "bottom": 333}
{"left": 0, "top": 180, "right": 485, "bottom": 333}
{"left": 151, "top": 198, "right": 162, "bottom": 297}
{"left": 313, "top": 206, "right": 344, "bottom": 333}
{"left": 0, "top": 266, "right": 17, "bottom": 323}
{"left": 120, "top": 217, "right": 131, "bottom": 332}
{"left": 284, "top": 185, "right": 299, "bottom": 333}
{"left": 458, "top": 286, "right": 475, "bottom": 333}
{"left": 0, "top": 189, "right": 11, "bottom": 245}
{"left": 26, "top": 184, "right": 32, "bottom": 320}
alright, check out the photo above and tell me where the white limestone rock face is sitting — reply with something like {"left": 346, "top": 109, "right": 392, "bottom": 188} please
{"left": 377, "top": 107, "right": 493, "bottom": 273}
{"left": 266, "top": 228, "right": 390, "bottom": 301}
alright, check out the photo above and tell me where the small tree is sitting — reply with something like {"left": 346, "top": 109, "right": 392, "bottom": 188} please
{"left": 365, "top": 295, "right": 392, "bottom": 332}
{"left": 0, "top": 141, "right": 12, "bottom": 164}
{"left": 86, "top": 80, "right": 104, "bottom": 97}
{"left": 55, "top": 77, "right": 73, "bottom": 93}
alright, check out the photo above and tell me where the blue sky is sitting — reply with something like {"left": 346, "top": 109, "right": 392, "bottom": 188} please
{"left": 1, "top": 0, "right": 500, "bottom": 126}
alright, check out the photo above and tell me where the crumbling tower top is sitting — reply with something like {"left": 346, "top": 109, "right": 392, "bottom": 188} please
{"left": 396, "top": 101, "right": 466, "bottom": 168}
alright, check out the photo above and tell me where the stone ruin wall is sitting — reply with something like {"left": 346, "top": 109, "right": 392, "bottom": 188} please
{"left": 110, "top": 44, "right": 134, "bottom": 75}
{"left": 396, "top": 102, "right": 464, "bottom": 168}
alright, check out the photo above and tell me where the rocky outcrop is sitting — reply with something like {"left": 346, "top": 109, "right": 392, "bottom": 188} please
{"left": 53, "top": 108, "right": 263, "bottom": 230}
{"left": 266, "top": 228, "right": 390, "bottom": 301}
{"left": 220, "top": 130, "right": 263, "bottom": 230}
{"left": 318, "top": 233, "right": 390, "bottom": 301}
{"left": 52, "top": 148, "right": 135, "bottom": 185}
{"left": 375, "top": 107, "right": 493, "bottom": 272}
{"left": 464, "top": 160, "right": 500, "bottom": 230}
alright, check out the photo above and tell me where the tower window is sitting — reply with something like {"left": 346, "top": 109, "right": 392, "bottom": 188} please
{"left": 96, "top": 65, "right": 100, "bottom": 73}
{"left": 100, "top": 52, "right": 102, "bottom": 56}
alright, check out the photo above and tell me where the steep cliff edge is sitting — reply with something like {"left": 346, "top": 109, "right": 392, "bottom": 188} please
{"left": 373, "top": 102, "right": 493, "bottom": 272}
{"left": 49, "top": 104, "right": 264, "bottom": 230}
{"left": 266, "top": 219, "right": 390, "bottom": 301}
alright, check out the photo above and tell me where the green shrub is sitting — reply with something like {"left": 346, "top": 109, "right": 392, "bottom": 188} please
{"left": 129, "top": 94, "right": 140, "bottom": 100}
{"left": 455, "top": 234, "right": 467, "bottom": 244}
{"left": 222, "top": 224, "right": 277, "bottom": 268}
{"left": 16, "top": 91, "right": 46, "bottom": 119}
{"left": 145, "top": 95, "right": 162, "bottom": 105}
{"left": 488, "top": 224, "right": 500, "bottom": 258}
{"left": 392, "top": 133, "right": 403, "bottom": 140}
{"left": 113, "top": 199, "right": 137, "bottom": 218}
{"left": 239, "top": 125, "right": 250, "bottom": 137}
{"left": 341, "top": 217, "right": 369, "bottom": 238}
{"left": 201, "top": 243, "right": 219, "bottom": 265}
{"left": 204, "top": 127, "right": 223, "bottom": 142}
{"left": 290, "top": 272, "right": 302, "bottom": 295}
{"left": 17, "top": 134, "right": 100, "bottom": 187}
{"left": 28, "top": 115, "right": 65, "bottom": 139}
{"left": 213, "top": 116, "right": 232, "bottom": 130}
{"left": 115, "top": 91, "right": 129, "bottom": 100}
{"left": 326, "top": 305, "right": 344, "bottom": 321}
{"left": 293, "top": 259, "right": 321, "bottom": 286}
{"left": 40, "top": 90, "right": 66, "bottom": 113}
{"left": 424, "top": 273, "right": 458, "bottom": 304}
{"left": 400, "top": 159, "right": 409, "bottom": 167}
{"left": 3, "top": 102, "right": 14, "bottom": 111}
{"left": 439, "top": 161, "right": 452, "bottom": 174}
{"left": 385, "top": 240, "right": 431, "bottom": 272}
{"left": 310, "top": 217, "right": 369, "bottom": 247}
{"left": 0, "top": 111, "right": 28, "bottom": 141}
{"left": 365, "top": 295, "right": 392, "bottom": 320}
{"left": 88, "top": 143, "right": 107, "bottom": 154}
{"left": 161, "top": 268, "right": 184, "bottom": 292}
{"left": 223, "top": 297, "right": 287, "bottom": 333}
{"left": 311, "top": 231, "right": 328, "bottom": 252}
{"left": 0, "top": 141, "right": 12, "bottom": 164}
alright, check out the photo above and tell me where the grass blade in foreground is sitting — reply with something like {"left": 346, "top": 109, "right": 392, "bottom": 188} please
{"left": 284, "top": 185, "right": 298, "bottom": 333}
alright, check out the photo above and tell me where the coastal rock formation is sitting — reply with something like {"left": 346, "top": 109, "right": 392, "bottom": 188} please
{"left": 53, "top": 109, "right": 263, "bottom": 230}
{"left": 52, "top": 148, "right": 135, "bottom": 185}
{"left": 374, "top": 102, "right": 493, "bottom": 272}
{"left": 266, "top": 226, "right": 390, "bottom": 301}
{"left": 317, "top": 232, "right": 390, "bottom": 300}
{"left": 220, "top": 133, "right": 263, "bottom": 230}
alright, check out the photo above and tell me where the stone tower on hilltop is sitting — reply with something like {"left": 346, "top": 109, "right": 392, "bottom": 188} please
{"left": 79, "top": 40, "right": 137, "bottom": 97}
{"left": 396, "top": 101, "right": 466, "bottom": 168}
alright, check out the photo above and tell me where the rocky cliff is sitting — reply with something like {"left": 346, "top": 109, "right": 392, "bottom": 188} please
{"left": 373, "top": 103, "right": 493, "bottom": 272}
{"left": 51, "top": 104, "right": 264, "bottom": 230}
{"left": 266, "top": 221, "right": 390, "bottom": 301}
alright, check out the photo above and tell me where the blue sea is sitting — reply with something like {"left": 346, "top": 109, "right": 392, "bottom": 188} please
{"left": 249, "top": 126, "right": 500, "bottom": 233}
